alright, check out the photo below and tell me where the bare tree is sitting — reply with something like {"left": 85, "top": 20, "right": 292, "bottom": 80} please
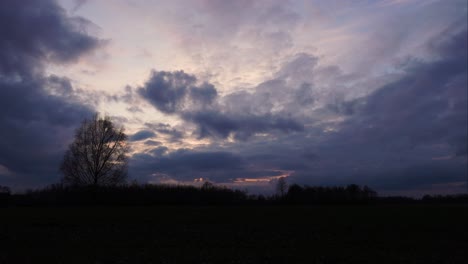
{"left": 276, "top": 177, "right": 288, "bottom": 197}
{"left": 60, "top": 114, "right": 129, "bottom": 186}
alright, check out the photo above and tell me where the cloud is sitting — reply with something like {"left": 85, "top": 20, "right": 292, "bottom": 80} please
{"left": 330, "top": 24, "right": 467, "bottom": 157}
{"left": 138, "top": 68, "right": 305, "bottom": 140}
{"left": 2, "top": 0, "right": 465, "bottom": 197}
{"left": 369, "top": 162, "right": 467, "bottom": 192}
{"left": 138, "top": 70, "right": 217, "bottom": 114}
{"left": 120, "top": 14, "right": 467, "bottom": 196}
{"left": 183, "top": 111, "right": 304, "bottom": 140}
{"left": 71, "top": 0, "right": 88, "bottom": 13}
{"left": 129, "top": 130, "right": 156, "bottom": 141}
{"left": 0, "top": 0, "right": 100, "bottom": 75}
{"left": 189, "top": 82, "right": 218, "bottom": 106}
{"left": 289, "top": 159, "right": 467, "bottom": 196}
{"left": 0, "top": 0, "right": 100, "bottom": 189}
{"left": 129, "top": 149, "right": 246, "bottom": 183}
{"left": 144, "top": 140, "right": 162, "bottom": 146}
{"left": 134, "top": 20, "right": 466, "bottom": 195}
{"left": 286, "top": 23, "right": 467, "bottom": 192}
{"left": 144, "top": 123, "right": 184, "bottom": 142}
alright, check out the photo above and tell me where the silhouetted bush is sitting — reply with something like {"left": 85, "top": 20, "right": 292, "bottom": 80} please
{"left": 284, "top": 184, "right": 378, "bottom": 205}
{"left": 422, "top": 194, "right": 468, "bottom": 204}
{"left": 0, "top": 185, "right": 10, "bottom": 206}
{"left": 377, "top": 196, "right": 418, "bottom": 204}
{"left": 8, "top": 183, "right": 248, "bottom": 206}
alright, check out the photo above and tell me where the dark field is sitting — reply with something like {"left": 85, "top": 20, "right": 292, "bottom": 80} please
{"left": 1, "top": 205, "right": 467, "bottom": 264}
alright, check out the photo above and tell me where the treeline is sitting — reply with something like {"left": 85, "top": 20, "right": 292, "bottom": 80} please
{"left": 0, "top": 182, "right": 246, "bottom": 206}
{"left": 1, "top": 183, "right": 467, "bottom": 206}
{"left": 284, "top": 184, "right": 378, "bottom": 204}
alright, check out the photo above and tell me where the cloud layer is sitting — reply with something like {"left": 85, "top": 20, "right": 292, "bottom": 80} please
{"left": 1, "top": 0, "right": 466, "bottom": 196}
{"left": 132, "top": 18, "right": 467, "bottom": 195}
{"left": 0, "top": 0, "right": 99, "bottom": 188}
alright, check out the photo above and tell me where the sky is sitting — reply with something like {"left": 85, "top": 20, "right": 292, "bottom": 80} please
{"left": 0, "top": 0, "right": 466, "bottom": 196}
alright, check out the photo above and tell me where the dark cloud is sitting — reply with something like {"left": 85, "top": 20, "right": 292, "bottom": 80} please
{"left": 183, "top": 111, "right": 304, "bottom": 140}
{"left": 129, "top": 130, "right": 156, "bottom": 141}
{"left": 330, "top": 25, "right": 467, "bottom": 157}
{"left": 288, "top": 160, "right": 467, "bottom": 196}
{"left": 138, "top": 70, "right": 217, "bottom": 114}
{"left": 139, "top": 70, "right": 305, "bottom": 140}
{"left": 144, "top": 140, "right": 162, "bottom": 146}
{"left": 162, "top": 150, "right": 243, "bottom": 171}
{"left": 0, "top": 0, "right": 99, "bottom": 189}
{"left": 2, "top": 0, "right": 465, "bottom": 197}
{"left": 46, "top": 75, "right": 101, "bottom": 107}
{"left": 282, "top": 23, "right": 467, "bottom": 193}
{"left": 0, "top": 0, "right": 100, "bottom": 76}
{"left": 133, "top": 22, "right": 467, "bottom": 195}
{"left": 369, "top": 162, "right": 467, "bottom": 192}
{"left": 144, "top": 123, "right": 184, "bottom": 141}
{"left": 150, "top": 146, "right": 169, "bottom": 157}
{"left": 130, "top": 149, "right": 246, "bottom": 182}
{"left": 189, "top": 82, "right": 218, "bottom": 106}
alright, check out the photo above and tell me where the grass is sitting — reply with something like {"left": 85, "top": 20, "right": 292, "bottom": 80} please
{"left": 1, "top": 205, "right": 467, "bottom": 263}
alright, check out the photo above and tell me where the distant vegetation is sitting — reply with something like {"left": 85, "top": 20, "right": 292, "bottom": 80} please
{"left": 1, "top": 183, "right": 467, "bottom": 207}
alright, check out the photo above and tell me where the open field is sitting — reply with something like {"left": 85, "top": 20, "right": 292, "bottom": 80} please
{"left": 1, "top": 205, "right": 467, "bottom": 263}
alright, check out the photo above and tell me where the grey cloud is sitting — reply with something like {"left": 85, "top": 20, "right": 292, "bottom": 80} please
{"left": 138, "top": 70, "right": 216, "bottom": 114}
{"left": 0, "top": 0, "right": 100, "bottom": 76}
{"left": 72, "top": 0, "right": 88, "bottom": 12}
{"left": 162, "top": 150, "right": 244, "bottom": 171}
{"left": 47, "top": 75, "right": 74, "bottom": 95}
{"left": 327, "top": 97, "right": 367, "bottom": 116}
{"left": 138, "top": 70, "right": 192, "bottom": 113}
{"left": 145, "top": 123, "right": 184, "bottom": 141}
{"left": 139, "top": 69, "right": 305, "bottom": 140}
{"left": 283, "top": 23, "right": 468, "bottom": 193}
{"left": 369, "top": 162, "right": 467, "bottom": 191}
{"left": 127, "top": 106, "right": 143, "bottom": 113}
{"left": 219, "top": 80, "right": 315, "bottom": 126}
{"left": 195, "top": 0, "right": 299, "bottom": 40}
{"left": 114, "top": 86, "right": 137, "bottom": 104}
{"left": 332, "top": 25, "right": 467, "bottom": 156}
{"left": 105, "top": 85, "right": 145, "bottom": 114}
{"left": 275, "top": 53, "right": 319, "bottom": 82}
{"left": 129, "top": 130, "right": 156, "bottom": 141}
{"left": 150, "top": 146, "right": 169, "bottom": 157}
{"left": 129, "top": 135, "right": 316, "bottom": 186}
{"left": 184, "top": 111, "right": 304, "bottom": 140}
{"left": 46, "top": 75, "right": 101, "bottom": 107}
{"left": 131, "top": 21, "right": 466, "bottom": 196}
{"left": 289, "top": 160, "right": 467, "bottom": 195}
{"left": 130, "top": 149, "right": 246, "bottom": 182}
{"left": 189, "top": 82, "right": 218, "bottom": 106}
{"left": 0, "top": 0, "right": 99, "bottom": 189}
{"left": 0, "top": 78, "right": 93, "bottom": 189}
{"left": 134, "top": 22, "right": 466, "bottom": 195}
{"left": 144, "top": 140, "right": 162, "bottom": 146}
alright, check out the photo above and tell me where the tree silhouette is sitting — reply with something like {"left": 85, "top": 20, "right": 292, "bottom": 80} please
{"left": 201, "top": 181, "right": 215, "bottom": 190}
{"left": 276, "top": 177, "right": 288, "bottom": 197}
{"left": 60, "top": 114, "right": 129, "bottom": 186}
